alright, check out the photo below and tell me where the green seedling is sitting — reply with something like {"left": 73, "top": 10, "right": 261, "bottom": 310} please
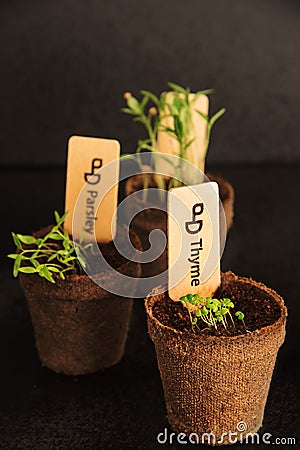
{"left": 179, "top": 294, "right": 245, "bottom": 331}
{"left": 121, "top": 82, "right": 225, "bottom": 190}
{"left": 8, "top": 211, "right": 92, "bottom": 283}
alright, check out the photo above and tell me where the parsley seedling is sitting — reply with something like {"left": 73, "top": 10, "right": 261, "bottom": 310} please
{"left": 8, "top": 211, "right": 92, "bottom": 283}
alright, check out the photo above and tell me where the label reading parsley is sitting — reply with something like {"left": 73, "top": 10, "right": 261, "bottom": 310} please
{"left": 64, "top": 135, "right": 120, "bottom": 242}
{"left": 168, "top": 182, "right": 220, "bottom": 301}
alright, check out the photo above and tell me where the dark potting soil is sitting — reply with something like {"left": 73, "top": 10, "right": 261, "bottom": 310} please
{"left": 152, "top": 274, "right": 282, "bottom": 337}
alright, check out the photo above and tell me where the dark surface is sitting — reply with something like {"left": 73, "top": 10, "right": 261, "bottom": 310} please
{"left": 1, "top": 0, "right": 299, "bottom": 165}
{"left": 0, "top": 164, "right": 299, "bottom": 449}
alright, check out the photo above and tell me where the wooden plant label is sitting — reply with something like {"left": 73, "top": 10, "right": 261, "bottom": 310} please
{"left": 168, "top": 182, "right": 220, "bottom": 301}
{"left": 157, "top": 92, "right": 209, "bottom": 175}
{"left": 64, "top": 135, "right": 120, "bottom": 243}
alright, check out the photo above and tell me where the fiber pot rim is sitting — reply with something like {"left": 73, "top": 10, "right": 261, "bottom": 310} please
{"left": 145, "top": 271, "right": 287, "bottom": 344}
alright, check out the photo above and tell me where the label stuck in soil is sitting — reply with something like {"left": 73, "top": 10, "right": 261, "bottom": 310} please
{"left": 168, "top": 182, "right": 220, "bottom": 301}
{"left": 64, "top": 135, "right": 120, "bottom": 242}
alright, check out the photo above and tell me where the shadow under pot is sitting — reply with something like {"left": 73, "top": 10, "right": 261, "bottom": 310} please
{"left": 125, "top": 172, "right": 234, "bottom": 278}
{"left": 19, "top": 226, "right": 141, "bottom": 376}
{"left": 145, "top": 271, "right": 287, "bottom": 445}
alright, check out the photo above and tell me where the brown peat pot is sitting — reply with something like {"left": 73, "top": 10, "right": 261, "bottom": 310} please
{"left": 125, "top": 172, "right": 234, "bottom": 278}
{"left": 145, "top": 272, "right": 287, "bottom": 445}
{"left": 19, "top": 227, "right": 141, "bottom": 376}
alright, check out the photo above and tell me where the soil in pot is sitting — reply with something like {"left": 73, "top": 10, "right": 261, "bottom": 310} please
{"left": 145, "top": 271, "right": 287, "bottom": 445}
{"left": 19, "top": 226, "right": 142, "bottom": 376}
{"left": 125, "top": 172, "right": 234, "bottom": 279}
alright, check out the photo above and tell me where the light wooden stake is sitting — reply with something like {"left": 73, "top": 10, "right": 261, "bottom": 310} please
{"left": 168, "top": 182, "right": 220, "bottom": 301}
{"left": 64, "top": 135, "right": 120, "bottom": 243}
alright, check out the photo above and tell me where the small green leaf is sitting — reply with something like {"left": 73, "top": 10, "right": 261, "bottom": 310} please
{"left": 77, "top": 255, "right": 86, "bottom": 269}
{"left": 168, "top": 82, "right": 187, "bottom": 94}
{"left": 193, "top": 89, "right": 215, "bottom": 102}
{"left": 54, "top": 210, "right": 61, "bottom": 224}
{"left": 210, "top": 108, "right": 226, "bottom": 127}
{"left": 62, "top": 257, "right": 77, "bottom": 264}
{"left": 222, "top": 298, "right": 235, "bottom": 308}
{"left": 17, "top": 235, "right": 37, "bottom": 245}
{"left": 127, "top": 96, "right": 141, "bottom": 114}
{"left": 18, "top": 267, "right": 37, "bottom": 274}
{"left": 120, "top": 153, "right": 136, "bottom": 161}
{"left": 48, "top": 233, "right": 64, "bottom": 241}
{"left": 36, "top": 238, "right": 43, "bottom": 248}
{"left": 140, "top": 90, "right": 160, "bottom": 106}
{"left": 235, "top": 311, "right": 245, "bottom": 320}
{"left": 54, "top": 210, "right": 68, "bottom": 227}
{"left": 63, "top": 240, "right": 70, "bottom": 250}
{"left": 212, "top": 298, "right": 221, "bottom": 306}
{"left": 191, "top": 317, "right": 197, "bottom": 325}
{"left": 196, "top": 110, "right": 210, "bottom": 123}
{"left": 121, "top": 108, "right": 136, "bottom": 115}
{"left": 7, "top": 254, "right": 18, "bottom": 260}
{"left": 202, "top": 306, "right": 208, "bottom": 316}
{"left": 13, "top": 254, "right": 22, "bottom": 277}
{"left": 12, "top": 232, "right": 22, "bottom": 249}
{"left": 30, "top": 259, "right": 40, "bottom": 268}
{"left": 47, "top": 253, "right": 58, "bottom": 262}
{"left": 39, "top": 265, "right": 55, "bottom": 283}
{"left": 47, "top": 266, "right": 60, "bottom": 273}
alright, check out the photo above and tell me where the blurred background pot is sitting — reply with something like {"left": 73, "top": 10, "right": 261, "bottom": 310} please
{"left": 125, "top": 172, "right": 234, "bottom": 278}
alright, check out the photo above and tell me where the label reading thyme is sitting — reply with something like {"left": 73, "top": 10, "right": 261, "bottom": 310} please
{"left": 168, "top": 182, "right": 220, "bottom": 301}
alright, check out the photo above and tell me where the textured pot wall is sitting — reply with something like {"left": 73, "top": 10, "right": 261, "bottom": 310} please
{"left": 1, "top": 0, "right": 299, "bottom": 166}
{"left": 146, "top": 273, "right": 287, "bottom": 443}
{"left": 18, "top": 226, "right": 142, "bottom": 375}
{"left": 20, "top": 272, "right": 134, "bottom": 375}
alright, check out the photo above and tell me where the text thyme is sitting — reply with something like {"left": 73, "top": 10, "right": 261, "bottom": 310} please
{"left": 185, "top": 203, "right": 204, "bottom": 287}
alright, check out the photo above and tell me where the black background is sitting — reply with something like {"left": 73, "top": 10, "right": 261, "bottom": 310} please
{"left": 0, "top": 1, "right": 299, "bottom": 449}
{"left": 1, "top": 0, "right": 299, "bottom": 166}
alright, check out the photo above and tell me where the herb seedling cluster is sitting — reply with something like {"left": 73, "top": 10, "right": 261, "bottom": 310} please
{"left": 8, "top": 211, "right": 91, "bottom": 283}
{"left": 179, "top": 294, "right": 245, "bottom": 330}
{"left": 122, "top": 82, "right": 225, "bottom": 188}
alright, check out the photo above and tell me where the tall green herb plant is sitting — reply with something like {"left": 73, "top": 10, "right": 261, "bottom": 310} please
{"left": 122, "top": 82, "right": 225, "bottom": 190}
